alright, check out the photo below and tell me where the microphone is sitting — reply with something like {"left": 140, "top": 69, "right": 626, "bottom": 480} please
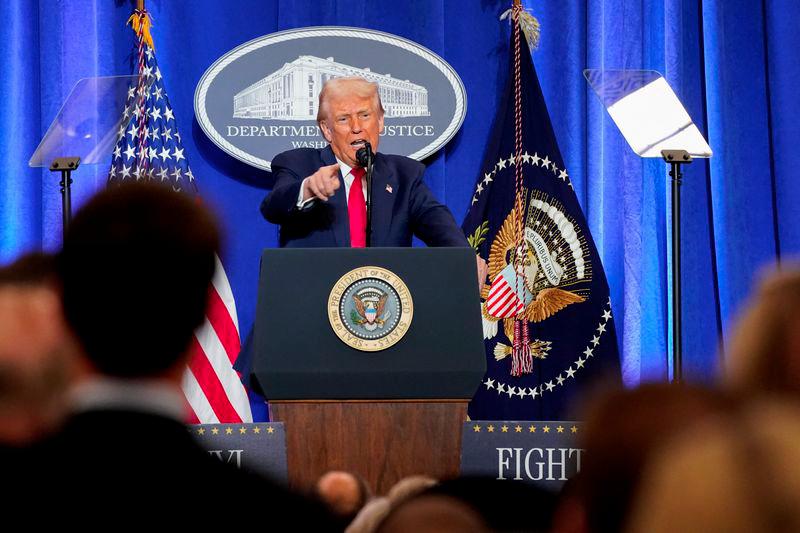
{"left": 355, "top": 142, "right": 373, "bottom": 168}
{"left": 355, "top": 142, "right": 374, "bottom": 247}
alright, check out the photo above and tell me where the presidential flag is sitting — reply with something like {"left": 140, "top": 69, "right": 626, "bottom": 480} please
{"left": 463, "top": 8, "right": 621, "bottom": 420}
{"left": 107, "top": 9, "right": 252, "bottom": 423}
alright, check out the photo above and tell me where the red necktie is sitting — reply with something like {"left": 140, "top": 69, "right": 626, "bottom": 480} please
{"left": 348, "top": 167, "right": 367, "bottom": 248}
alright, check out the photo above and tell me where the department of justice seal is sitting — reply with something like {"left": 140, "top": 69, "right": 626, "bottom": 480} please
{"left": 328, "top": 266, "right": 413, "bottom": 352}
{"left": 195, "top": 26, "right": 467, "bottom": 171}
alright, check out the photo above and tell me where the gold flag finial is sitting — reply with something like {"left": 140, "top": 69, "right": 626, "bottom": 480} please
{"left": 127, "top": 9, "right": 155, "bottom": 51}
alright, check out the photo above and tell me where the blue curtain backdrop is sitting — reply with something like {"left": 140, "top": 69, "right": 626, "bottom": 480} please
{"left": 2, "top": 0, "right": 798, "bottom": 391}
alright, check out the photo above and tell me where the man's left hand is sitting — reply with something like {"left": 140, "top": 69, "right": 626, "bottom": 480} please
{"left": 476, "top": 255, "right": 488, "bottom": 293}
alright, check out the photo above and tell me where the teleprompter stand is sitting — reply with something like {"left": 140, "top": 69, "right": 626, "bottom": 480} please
{"left": 50, "top": 157, "right": 80, "bottom": 234}
{"left": 662, "top": 149, "right": 692, "bottom": 382}
{"left": 30, "top": 76, "right": 142, "bottom": 238}
{"left": 585, "top": 70, "right": 712, "bottom": 383}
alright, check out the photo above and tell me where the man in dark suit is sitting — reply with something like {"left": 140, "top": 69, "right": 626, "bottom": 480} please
{"left": 241, "top": 78, "right": 485, "bottom": 379}
{"left": 261, "top": 76, "right": 471, "bottom": 250}
{"left": 44, "top": 183, "right": 334, "bottom": 527}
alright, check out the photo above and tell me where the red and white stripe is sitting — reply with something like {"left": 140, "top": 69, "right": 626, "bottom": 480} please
{"left": 182, "top": 254, "right": 252, "bottom": 423}
{"left": 486, "top": 274, "right": 524, "bottom": 318}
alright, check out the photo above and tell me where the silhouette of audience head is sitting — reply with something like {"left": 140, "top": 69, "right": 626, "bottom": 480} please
{"left": 345, "top": 475, "right": 438, "bottom": 533}
{"left": 352, "top": 475, "right": 554, "bottom": 533}
{"left": 0, "top": 252, "right": 60, "bottom": 286}
{"left": 563, "top": 383, "right": 731, "bottom": 533}
{"left": 423, "top": 476, "right": 556, "bottom": 532}
{"left": 316, "top": 470, "right": 372, "bottom": 527}
{"left": 726, "top": 267, "right": 800, "bottom": 397}
{"left": 628, "top": 400, "right": 800, "bottom": 533}
{"left": 59, "top": 183, "right": 220, "bottom": 378}
{"left": 0, "top": 252, "right": 75, "bottom": 444}
{"left": 376, "top": 493, "right": 488, "bottom": 533}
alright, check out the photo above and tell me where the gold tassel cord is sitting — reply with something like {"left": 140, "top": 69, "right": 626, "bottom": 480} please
{"left": 494, "top": 341, "right": 551, "bottom": 361}
{"left": 500, "top": 7, "right": 541, "bottom": 50}
{"left": 127, "top": 10, "right": 155, "bottom": 51}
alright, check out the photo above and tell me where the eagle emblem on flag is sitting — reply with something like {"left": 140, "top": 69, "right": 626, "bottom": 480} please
{"left": 480, "top": 189, "right": 589, "bottom": 364}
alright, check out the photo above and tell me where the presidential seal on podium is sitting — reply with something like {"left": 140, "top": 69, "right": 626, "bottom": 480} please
{"left": 328, "top": 266, "right": 413, "bottom": 352}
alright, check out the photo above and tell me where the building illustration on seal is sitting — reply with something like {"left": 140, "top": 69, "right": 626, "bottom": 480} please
{"left": 233, "top": 55, "right": 430, "bottom": 120}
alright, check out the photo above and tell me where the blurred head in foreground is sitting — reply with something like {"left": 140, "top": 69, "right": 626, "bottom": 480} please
{"left": 424, "top": 476, "right": 556, "bottom": 533}
{"left": 556, "top": 383, "right": 732, "bottom": 533}
{"left": 376, "top": 494, "right": 488, "bottom": 533}
{"left": 345, "top": 475, "right": 436, "bottom": 533}
{"left": 627, "top": 400, "right": 800, "bottom": 533}
{"left": 316, "top": 470, "right": 372, "bottom": 527}
{"left": 59, "top": 182, "right": 220, "bottom": 381}
{"left": 0, "top": 252, "right": 77, "bottom": 445}
{"left": 725, "top": 266, "right": 800, "bottom": 397}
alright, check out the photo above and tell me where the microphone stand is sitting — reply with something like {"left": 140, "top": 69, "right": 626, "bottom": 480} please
{"left": 357, "top": 144, "right": 375, "bottom": 247}
{"left": 365, "top": 153, "right": 373, "bottom": 247}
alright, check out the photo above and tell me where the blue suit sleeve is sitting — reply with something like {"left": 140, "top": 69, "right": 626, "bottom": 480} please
{"left": 260, "top": 154, "right": 306, "bottom": 225}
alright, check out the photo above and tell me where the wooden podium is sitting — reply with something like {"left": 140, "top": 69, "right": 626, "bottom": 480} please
{"left": 251, "top": 248, "right": 486, "bottom": 494}
{"left": 270, "top": 400, "right": 467, "bottom": 494}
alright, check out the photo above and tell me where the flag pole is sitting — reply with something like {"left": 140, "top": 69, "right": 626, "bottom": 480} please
{"left": 509, "top": 0, "right": 533, "bottom": 376}
{"left": 131, "top": 1, "right": 150, "bottom": 178}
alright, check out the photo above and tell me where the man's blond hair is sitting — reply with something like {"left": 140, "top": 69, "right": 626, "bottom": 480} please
{"left": 316, "top": 77, "right": 385, "bottom": 124}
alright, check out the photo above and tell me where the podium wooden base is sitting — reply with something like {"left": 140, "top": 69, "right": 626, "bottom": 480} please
{"left": 270, "top": 400, "right": 467, "bottom": 495}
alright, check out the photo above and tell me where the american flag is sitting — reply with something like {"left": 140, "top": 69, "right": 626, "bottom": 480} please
{"left": 485, "top": 264, "right": 525, "bottom": 318}
{"left": 107, "top": 10, "right": 252, "bottom": 423}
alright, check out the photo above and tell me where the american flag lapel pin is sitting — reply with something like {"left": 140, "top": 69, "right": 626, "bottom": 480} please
{"left": 386, "top": 184, "right": 393, "bottom": 194}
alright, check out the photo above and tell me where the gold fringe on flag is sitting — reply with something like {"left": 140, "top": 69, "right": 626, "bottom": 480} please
{"left": 493, "top": 341, "right": 552, "bottom": 361}
{"left": 500, "top": 6, "right": 541, "bottom": 50}
{"left": 127, "top": 10, "right": 155, "bottom": 50}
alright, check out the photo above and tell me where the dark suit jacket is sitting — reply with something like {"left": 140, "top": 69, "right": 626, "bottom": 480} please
{"left": 31, "top": 409, "right": 335, "bottom": 528}
{"left": 261, "top": 146, "right": 468, "bottom": 248}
